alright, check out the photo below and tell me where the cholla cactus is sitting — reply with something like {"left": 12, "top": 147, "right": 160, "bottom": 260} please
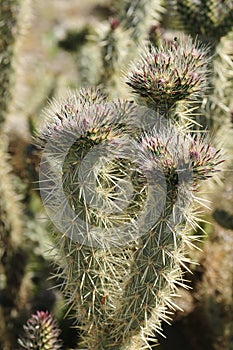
{"left": 18, "top": 311, "right": 62, "bottom": 350}
{"left": 37, "top": 36, "right": 223, "bottom": 349}
{"left": 0, "top": 140, "right": 22, "bottom": 259}
{"left": 37, "top": 88, "right": 139, "bottom": 332}
{"left": 96, "top": 18, "right": 131, "bottom": 96}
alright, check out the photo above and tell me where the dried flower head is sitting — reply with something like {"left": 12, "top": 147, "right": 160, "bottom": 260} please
{"left": 126, "top": 36, "right": 210, "bottom": 111}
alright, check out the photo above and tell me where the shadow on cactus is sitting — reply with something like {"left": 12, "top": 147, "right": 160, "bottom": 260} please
{"left": 36, "top": 36, "right": 223, "bottom": 350}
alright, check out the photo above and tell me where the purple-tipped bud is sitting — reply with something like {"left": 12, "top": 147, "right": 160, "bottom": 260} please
{"left": 139, "top": 129, "right": 223, "bottom": 191}
{"left": 110, "top": 18, "right": 120, "bottom": 30}
{"left": 18, "top": 311, "right": 62, "bottom": 350}
{"left": 188, "top": 138, "right": 224, "bottom": 183}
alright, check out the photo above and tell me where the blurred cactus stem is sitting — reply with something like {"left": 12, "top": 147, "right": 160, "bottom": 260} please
{"left": 0, "top": 0, "right": 22, "bottom": 127}
{"left": 116, "top": 0, "right": 164, "bottom": 44}
{"left": 173, "top": 0, "right": 233, "bottom": 49}
{"left": 18, "top": 310, "right": 63, "bottom": 350}
{"left": 77, "top": 0, "right": 165, "bottom": 96}
{"left": 169, "top": 1, "right": 233, "bottom": 130}
{"left": 0, "top": 139, "right": 25, "bottom": 350}
{"left": 99, "top": 0, "right": 165, "bottom": 95}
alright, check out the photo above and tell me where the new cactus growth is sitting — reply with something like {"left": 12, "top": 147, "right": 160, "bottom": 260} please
{"left": 18, "top": 310, "right": 63, "bottom": 350}
{"left": 37, "top": 36, "right": 223, "bottom": 350}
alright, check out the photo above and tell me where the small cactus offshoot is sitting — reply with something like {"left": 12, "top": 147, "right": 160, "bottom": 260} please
{"left": 18, "top": 311, "right": 63, "bottom": 350}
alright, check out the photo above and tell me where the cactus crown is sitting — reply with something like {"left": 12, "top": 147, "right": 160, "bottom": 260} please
{"left": 126, "top": 37, "right": 210, "bottom": 112}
